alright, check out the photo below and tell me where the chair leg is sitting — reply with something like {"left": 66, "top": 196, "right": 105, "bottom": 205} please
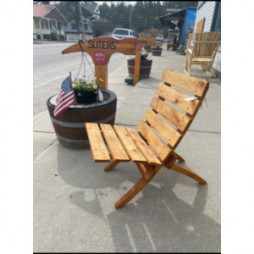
{"left": 114, "top": 164, "right": 161, "bottom": 208}
{"left": 104, "top": 160, "right": 119, "bottom": 171}
{"left": 170, "top": 163, "right": 207, "bottom": 184}
{"left": 201, "top": 63, "right": 207, "bottom": 72}
{"left": 188, "top": 62, "right": 191, "bottom": 76}
{"left": 184, "top": 56, "right": 190, "bottom": 75}
{"left": 206, "top": 63, "right": 215, "bottom": 78}
{"left": 115, "top": 178, "right": 148, "bottom": 209}
{"left": 173, "top": 152, "right": 185, "bottom": 162}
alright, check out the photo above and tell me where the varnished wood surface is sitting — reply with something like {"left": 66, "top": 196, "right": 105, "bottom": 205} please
{"left": 100, "top": 124, "right": 130, "bottom": 161}
{"left": 113, "top": 125, "right": 147, "bottom": 163}
{"left": 156, "top": 83, "right": 200, "bottom": 115}
{"left": 137, "top": 120, "right": 171, "bottom": 162}
{"left": 162, "top": 69, "right": 208, "bottom": 97}
{"left": 85, "top": 70, "right": 210, "bottom": 208}
{"left": 144, "top": 108, "right": 181, "bottom": 148}
{"left": 85, "top": 123, "right": 111, "bottom": 162}
{"left": 127, "top": 128, "right": 162, "bottom": 166}
{"left": 150, "top": 96, "right": 191, "bottom": 132}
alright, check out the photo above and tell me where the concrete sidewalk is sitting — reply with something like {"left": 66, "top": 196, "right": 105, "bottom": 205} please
{"left": 33, "top": 45, "right": 221, "bottom": 253}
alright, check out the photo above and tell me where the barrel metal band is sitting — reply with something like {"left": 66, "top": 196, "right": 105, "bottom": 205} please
{"left": 56, "top": 134, "right": 90, "bottom": 144}
{"left": 50, "top": 114, "right": 115, "bottom": 128}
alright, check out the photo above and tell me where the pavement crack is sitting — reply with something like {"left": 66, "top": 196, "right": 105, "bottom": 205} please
{"left": 34, "top": 138, "right": 58, "bottom": 162}
{"left": 188, "top": 129, "right": 221, "bottom": 134}
{"left": 34, "top": 130, "right": 55, "bottom": 134}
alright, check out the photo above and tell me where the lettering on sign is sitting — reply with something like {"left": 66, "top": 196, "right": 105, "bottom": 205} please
{"left": 93, "top": 50, "right": 106, "bottom": 64}
{"left": 88, "top": 41, "right": 116, "bottom": 50}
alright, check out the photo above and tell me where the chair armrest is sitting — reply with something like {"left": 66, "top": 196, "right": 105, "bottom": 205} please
{"left": 187, "top": 48, "right": 193, "bottom": 55}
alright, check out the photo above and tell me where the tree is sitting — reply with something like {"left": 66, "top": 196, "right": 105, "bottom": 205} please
{"left": 92, "top": 18, "right": 114, "bottom": 37}
{"left": 34, "top": 1, "right": 50, "bottom": 4}
{"left": 98, "top": 1, "right": 198, "bottom": 34}
{"left": 57, "top": 1, "right": 93, "bottom": 33}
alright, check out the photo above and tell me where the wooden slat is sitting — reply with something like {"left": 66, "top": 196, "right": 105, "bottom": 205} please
{"left": 161, "top": 69, "right": 208, "bottom": 97}
{"left": 126, "top": 128, "right": 162, "bottom": 166}
{"left": 150, "top": 96, "right": 191, "bottom": 132}
{"left": 144, "top": 108, "right": 181, "bottom": 148}
{"left": 137, "top": 120, "right": 171, "bottom": 162}
{"left": 156, "top": 83, "right": 200, "bottom": 115}
{"left": 100, "top": 124, "right": 130, "bottom": 161}
{"left": 113, "top": 125, "right": 147, "bottom": 163}
{"left": 85, "top": 123, "right": 111, "bottom": 162}
{"left": 192, "top": 57, "right": 212, "bottom": 62}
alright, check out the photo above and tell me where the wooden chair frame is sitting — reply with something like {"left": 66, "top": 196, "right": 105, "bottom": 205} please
{"left": 85, "top": 70, "right": 209, "bottom": 208}
{"left": 184, "top": 32, "right": 221, "bottom": 77}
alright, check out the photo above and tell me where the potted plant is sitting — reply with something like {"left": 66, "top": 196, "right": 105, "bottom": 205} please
{"left": 127, "top": 52, "right": 153, "bottom": 79}
{"left": 144, "top": 45, "right": 152, "bottom": 53}
{"left": 152, "top": 43, "right": 163, "bottom": 56}
{"left": 71, "top": 76, "right": 102, "bottom": 104}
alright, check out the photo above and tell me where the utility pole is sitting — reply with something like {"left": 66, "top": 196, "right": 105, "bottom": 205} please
{"left": 79, "top": 2, "right": 85, "bottom": 40}
{"left": 145, "top": 17, "right": 147, "bottom": 30}
{"left": 129, "top": 6, "right": 133, "bottom": 29}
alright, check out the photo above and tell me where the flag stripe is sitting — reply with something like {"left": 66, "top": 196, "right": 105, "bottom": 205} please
{"left": 53, "top": 76, "right": 75, "bottom": 117}
{"left": 54, "top": 91, "right": 74, "bottom": 113}
{"left": 54, "top": 93, "right": 75, "bottom": 116}
{"left": 56, "top": 90, "right": 64, "bottom": 102}
{"left": 54, "top": 100, "right": 74, "bottom": 117}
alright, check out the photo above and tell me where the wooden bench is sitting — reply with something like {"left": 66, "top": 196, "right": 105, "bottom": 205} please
{"left": 86, "top": 70, "right": 209, "bottom": 208}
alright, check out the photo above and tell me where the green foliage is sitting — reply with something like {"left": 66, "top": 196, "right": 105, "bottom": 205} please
{"left": 71, "top": 77, "right": 101, "bottom": 93}
{"left": 57, "top": 1, "right": 94, "bottom": 31}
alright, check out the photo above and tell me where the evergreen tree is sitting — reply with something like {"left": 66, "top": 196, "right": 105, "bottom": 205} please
{"left": 98, "top": 1, "right": 198, "bottom": 34}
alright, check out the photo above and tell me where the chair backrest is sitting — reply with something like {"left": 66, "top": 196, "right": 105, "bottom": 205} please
{"left": 189, "top": 32, "right": 221, "bottom": 57}
{"left": 136, "top": 70, "right": 209, "bottom": 164}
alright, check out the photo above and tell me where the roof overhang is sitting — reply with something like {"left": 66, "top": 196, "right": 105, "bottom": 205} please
{"left": 158, "top": 9, "right": 186, "bottom": 27}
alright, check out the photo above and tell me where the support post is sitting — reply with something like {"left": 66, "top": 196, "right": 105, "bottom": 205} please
{"left": 95, "top": 64, "right": 108, "bottom": 90}
{"left": 134, "top": 44, "right": 141, "bottom": 85}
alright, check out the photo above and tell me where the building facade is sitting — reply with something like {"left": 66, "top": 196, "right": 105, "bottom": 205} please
{"left": 33, "top": 3, "right": 100, "bottom": 42}
{"left": 33, "top": 4, "right": 67, "bottom": 40}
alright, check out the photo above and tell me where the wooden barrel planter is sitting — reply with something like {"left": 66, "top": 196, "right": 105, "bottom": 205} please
{"left": 47, "top": 89, "right": 117, "bottom": 148}
{"left": 127, "top": 58, "right": 152, "bottom": 79}
{"left": 152, "top": 47, "right": 162, "bottom": 56}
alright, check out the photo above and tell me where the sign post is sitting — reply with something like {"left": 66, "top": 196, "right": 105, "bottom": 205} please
{"left": 133, "top": 38, "right": 155, "bottom": 85}
{"left": 62, "top": 37, "right": 155, "bottom": 89}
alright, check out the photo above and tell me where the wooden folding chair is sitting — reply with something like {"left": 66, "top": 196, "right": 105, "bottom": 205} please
{"left": 184, "top": 32, "right": 221, "bottom": 77}
{"left": 85, "top": 70, "right": 209, "bottom": 208}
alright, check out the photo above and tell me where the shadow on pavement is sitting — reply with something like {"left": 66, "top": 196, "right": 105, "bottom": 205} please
{"left": 56, "top": 144, "right": 220, "bottom": 252}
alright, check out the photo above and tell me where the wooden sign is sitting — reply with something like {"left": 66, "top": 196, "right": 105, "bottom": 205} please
{"left": 134, "top": 38, "right": 155, "bottom": 85}
{"left": 62, "top": 37, "right": 155, "bottom": 89}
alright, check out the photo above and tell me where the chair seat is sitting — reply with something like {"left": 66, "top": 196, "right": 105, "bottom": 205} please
{"left": 86, "top": 123, "right": 162, "bottom": 166}
{"left": 192, "top": 56, "right": 212, "bottom": 62}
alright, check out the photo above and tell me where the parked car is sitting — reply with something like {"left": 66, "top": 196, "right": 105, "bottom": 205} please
{"left": 156, "top": 34, "right": 164, "bottom": 42}
{"left": 112, "top": 28, "right": 135, "bottom": 39}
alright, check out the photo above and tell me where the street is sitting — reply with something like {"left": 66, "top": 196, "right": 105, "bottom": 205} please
{"left": 33, "top": 43, "right": 131, "bottom": 116}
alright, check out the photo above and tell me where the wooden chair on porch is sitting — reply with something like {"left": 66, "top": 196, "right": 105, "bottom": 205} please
{"left": 184, "top": 32, "right": 221, "bottom": 77}
{"left": 85, "top": 70, "right": 209, "bottom": 208}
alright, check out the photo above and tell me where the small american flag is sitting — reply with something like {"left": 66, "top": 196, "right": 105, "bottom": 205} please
{"left": 53, "top": 76, "right": 75, "bottom": 117}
